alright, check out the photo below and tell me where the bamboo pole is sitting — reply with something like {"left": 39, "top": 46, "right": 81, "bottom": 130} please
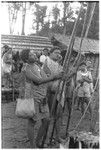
{"left": 66, "top": 2, "right": 97, "bottom": 136}
{"left": 49, "top": 3, "right": 84, "bottom": 145}
{"left": 50, "top": 3, "right": 83, "bottom": 118}
{"left": 65, "top": 2, "right": 89, "bottom": 136}
{"left": 85, "top": 3, "right": 96, "bottom": 38}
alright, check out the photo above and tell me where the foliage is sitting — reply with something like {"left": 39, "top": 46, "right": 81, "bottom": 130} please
{"left": 62, "top": 2, "right": 74, "bottom": 34}
{"left": 8, "top": 2, "right": 22, "bottom": 34}
{"left": 38, "top": 22, "right": 50, "bottom": 37}
{"left": 7, "top": 1, "right": 99, "bottom": 40}
{"left": 52, "top": 4, "right": 60, "bottom": 25}
{"left": 87, "top": 2, "right": 99, "bottom": 39}
{"left": 33, "top": 3, "right": 47, "bottom": 32}
{"left": 21, "top": 2, "right": 26, "bottom": 35}
{"left": 75, "top": 2, "right": 99, "bottom": 39}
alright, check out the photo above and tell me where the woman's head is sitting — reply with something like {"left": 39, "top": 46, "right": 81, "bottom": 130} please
{"left": 2, "top": 45, "right": 12, "bottom": 57}
{"left": 20, "top": 49, "right": 38, "bottom": 63}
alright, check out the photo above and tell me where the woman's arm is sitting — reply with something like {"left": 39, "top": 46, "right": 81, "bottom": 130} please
{"left": 25, "top": 64, "right": 62, "bottom": 85}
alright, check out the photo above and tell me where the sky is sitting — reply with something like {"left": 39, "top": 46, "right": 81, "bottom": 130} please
{"left": 0, "top": 2, "right": 81, "bottom": 35}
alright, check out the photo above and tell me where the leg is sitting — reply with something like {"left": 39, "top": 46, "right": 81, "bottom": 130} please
{"left": 66, "top": 98, "right": 72, "bottom": 136}
{"left": 27, "top": 118, "right": 36, "bottom": 148}
{"left": 76, "top": 97, "right": 80, "bottom": 110}
{"left": 41, "top": 118, "right": 50, "bottom": 147}
{"left": 55, "top": 103, "right": 63, "bottom": 141}
{"left": 84, "top": 97, "right": 93, "bottom": 119}
{"left": 36, "top": 118, "right": 50, "bottom": 148}
{"left": 47, "top": 92, "right": 54, "bottom": 113}
{"left": 80, "top": 97, "right": 85, "bottom": 115}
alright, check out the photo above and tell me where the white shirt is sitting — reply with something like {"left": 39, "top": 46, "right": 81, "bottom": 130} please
{"left": 76, "top": 70, "right": 93, "bottom": 97}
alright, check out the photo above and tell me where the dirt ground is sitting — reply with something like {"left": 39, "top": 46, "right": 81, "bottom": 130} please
{"left": 2, "top": 92, "right": 99, "bottom": 148}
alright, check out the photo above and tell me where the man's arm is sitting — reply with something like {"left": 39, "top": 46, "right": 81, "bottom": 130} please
{"left": 82, "top": 76, "right": 93, "bottom": 83}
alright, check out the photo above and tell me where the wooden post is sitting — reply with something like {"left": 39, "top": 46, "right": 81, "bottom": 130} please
{"left": 85, "top": 3, "right": 96, "bottom": 38}
{"left": 50, "top": 3, "right": 83, "bottom": 118}
{"left": 49, "top": 3, "right": 84, "bottom": 146}
{"left": 65, "top": 2, "right": 89, "bottom": 136}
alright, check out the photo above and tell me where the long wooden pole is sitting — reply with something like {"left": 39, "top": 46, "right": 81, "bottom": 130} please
{"left": 72, "top": 2, "right": 96, "bottom": 68}
{"left": 50, "top": 3, "right": 83, "bottom": 118}
{"left": 66, "top": 2, "right": 96, "bottom": 136}
{"left": 85, "top": 2, "right": 96, "bottom": 38}
{"left": 49, "top": 3, "right": 83, "bottom": 145}
{"left": 65, "top": 2, "right": 89, "bottom": 136}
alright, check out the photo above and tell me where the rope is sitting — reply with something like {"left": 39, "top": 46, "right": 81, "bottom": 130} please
{"left": 72, "top": 76, "right": 99, "bottom": 131}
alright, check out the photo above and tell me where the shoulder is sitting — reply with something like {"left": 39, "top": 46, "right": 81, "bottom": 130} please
{"left": 25, "top": 63, "right": 42, "bottom": 80}
{"left": 77, "top": 70, "right": 82, "bottom": 75}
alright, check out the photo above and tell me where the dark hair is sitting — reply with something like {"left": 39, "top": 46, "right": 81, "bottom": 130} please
{"left": 2, "top": 45, "right": 12, "bottom": 57}
{"left": 50, "top": 46, "right": 61, "bottom": 54}
{"left": 43, "top": 48, "right": 49, "bottom": 52}
{"left": 3, "top": 45, "right": 11, "bottom": 50}
{"left": 20, "top": 49, "right": 30, "bottom": 63}
{"left": 13, "top": 51, "right": 20, "bottom": 62}
{"left": 79, "top": 61, "right": 87, "bottom": 67}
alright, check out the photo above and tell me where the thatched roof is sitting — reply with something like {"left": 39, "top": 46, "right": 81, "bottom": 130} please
{"left": 1, "top": 34, "right": 53, "bottom": 52}
{"left": 54, "top": 34, "right": 99, "bottom": 54}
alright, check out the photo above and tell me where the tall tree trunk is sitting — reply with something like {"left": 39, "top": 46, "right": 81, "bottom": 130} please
{"left": 21, "top": 3, "right": 26, "bottom": 35}
{"left": 8, "top": 6, "right": 12, "bottom": 34}
{"left": 63, "top": 2, "right": 67, "bottom": 35}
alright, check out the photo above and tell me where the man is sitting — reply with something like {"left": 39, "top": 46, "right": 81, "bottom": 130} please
{"left": 39, "top": 48, "right": 51, "bottom": 76}
{"left": 38, "top": 47, "right": 63, "bottom": 144}
{"left": 76, "top": 61, "right": 93, "bottom": 118}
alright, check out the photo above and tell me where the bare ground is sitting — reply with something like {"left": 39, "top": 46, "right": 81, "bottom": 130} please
{"left": 2, "top": 92, "right": 99, "bottom": 148}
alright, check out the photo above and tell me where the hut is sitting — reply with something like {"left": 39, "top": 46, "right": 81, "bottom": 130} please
{"left": 1, "top": 34, "right": 53, "bottom": 53}
{"left": 51, "top": 33, "right": 99, "bottom": 82}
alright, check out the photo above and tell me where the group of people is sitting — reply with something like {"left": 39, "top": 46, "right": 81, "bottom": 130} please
{"left": 2, "top": 45, "right": 94, "bottom": 148}
{"left": 1, "top": 45, "right": 23, "bottom": 88}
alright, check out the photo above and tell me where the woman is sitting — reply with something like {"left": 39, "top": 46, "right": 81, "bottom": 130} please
{"left": 19, "top": 49, "right": 62, "bottom": 148}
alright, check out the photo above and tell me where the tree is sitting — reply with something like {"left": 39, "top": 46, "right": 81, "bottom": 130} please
{"left": 62, "top": 2, "right": 74, "bottom": 35}
{"left": 21, "top": 2, "right": 27, "bottom": 35}
{"left": 8, "top": 2, "right": 21, "bottom": 34}
{"left": 52, "top": 4, "right": 60, "bottom": 26}
{"left": 33, "top": 3, "right": 47, "bottom": 33}
{"left": 75, "top": 2, "right": 99, "bottom": 39}
{"left": 87, "top": 2, "right": 99, "bottom": 39}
